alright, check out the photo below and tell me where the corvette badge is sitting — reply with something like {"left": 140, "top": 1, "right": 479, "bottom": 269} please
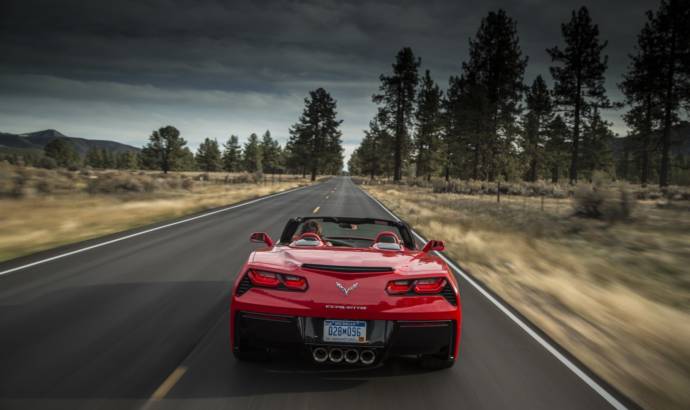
{"left": 336, "top": 282, "right": 358, "bottom": 296}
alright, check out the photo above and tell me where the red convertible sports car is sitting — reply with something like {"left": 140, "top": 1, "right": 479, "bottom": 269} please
{"left": 230, "top": 216, "right": 462, "bottom": 369}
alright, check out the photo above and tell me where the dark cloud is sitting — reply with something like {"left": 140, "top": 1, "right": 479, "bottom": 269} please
{"left": 0, "top": 0, "right": 657, "bottom": 156}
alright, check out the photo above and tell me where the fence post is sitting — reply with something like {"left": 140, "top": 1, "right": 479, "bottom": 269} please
{"left": 497, "top": 181, "right": 501, "bottom": 203}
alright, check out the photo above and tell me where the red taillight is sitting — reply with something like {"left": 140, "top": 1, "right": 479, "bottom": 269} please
{"left": 246, "top": 270, "right": 308, "bottom": 291}
{"left": 413, "top": 277, "right": 447, "bottom": 294}
{"left": 386, "top": 277, "right": 447, "bottom": 295}
{"left": 386, "top": 280, "right": 412, "bottom": 295}
{"left": 248, "top": 270, "right": 280, "bottom": 287}
{"left": 282, "top": 275, "right": 308, "bottom": 290}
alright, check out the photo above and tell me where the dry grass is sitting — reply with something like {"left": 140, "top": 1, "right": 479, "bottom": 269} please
{"left": 0, "top": 164, "right": 314, "bottom": 262}
{"left": 365, "top": 184, "right": 690, "bottom": 410}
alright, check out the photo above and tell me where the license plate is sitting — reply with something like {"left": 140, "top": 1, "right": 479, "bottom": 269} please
{"left": 323, "top": 320, "right": 367, "bottom": 343}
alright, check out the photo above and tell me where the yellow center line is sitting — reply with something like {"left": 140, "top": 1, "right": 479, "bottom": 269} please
{"left": 313, "top": 206, "right": 320, "bottom": 214}
{"left": 151, "top": 366, "right": 187, "bottom": 400}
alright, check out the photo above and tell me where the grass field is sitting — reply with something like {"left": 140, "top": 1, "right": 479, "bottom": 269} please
{"left": 363, "top": 183, "right": 690, "bottom": 410}
{"left": 0, "top": 164, "right": 315, "bottom": 262}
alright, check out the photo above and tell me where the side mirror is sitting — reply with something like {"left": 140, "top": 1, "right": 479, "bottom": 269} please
{"left": 250, "top": 232, "right": 274, "bottom": 247}
{"left": 422, "top": 240, "right": 445, "bottom": 253}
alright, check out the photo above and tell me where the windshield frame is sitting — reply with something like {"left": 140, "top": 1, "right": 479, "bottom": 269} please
{"left": 278, "top": 216, "right": 416, "bottom": 249}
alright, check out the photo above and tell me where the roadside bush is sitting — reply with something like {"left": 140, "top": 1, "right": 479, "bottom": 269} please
{"left": 573, "top": 183, "right": 634, "bottom": 221}
{"left": 87, "top": 173, "right": 155, "bottom": 194}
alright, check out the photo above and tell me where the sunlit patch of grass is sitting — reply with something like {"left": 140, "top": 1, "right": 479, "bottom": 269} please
{"left": 365, "top": 184, "right": 690, "bottom": 410}
{"left": 0, "top": 164, "right": 313, "bottom": 261}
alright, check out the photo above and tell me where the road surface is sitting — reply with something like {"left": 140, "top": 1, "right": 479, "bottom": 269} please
{"left": 0, "top": 177, "right": 635, "bottom": 410}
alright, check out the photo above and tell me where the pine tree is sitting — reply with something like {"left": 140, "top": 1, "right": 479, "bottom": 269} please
{"left": 243, "top": 133, "right": 263, "bottom": 173}
{"left": 548, "top": 6, "right": 610, "bottom": 184}
{"left": 373, "top": 47, "right": 420, "bottom": 181}
{"left": 222, "top": 135, "right": 242, "bottom": 172}
{"left": 462, "top": 9, "right": 527, "bottom": 181}
{"left": 288, "top": 88, "right": 344, "bottom": 181}
{"left": 44, "top": 138, "right": 79, "bottom": 168}
{"left": 647, "top": 0, "right": 690, "bottom": 187}
{"left": 260, "top": 130, "right": 282, "bottom": 174}
{"left": 620, "top": 15, "right": 663, "bottom": 185}
{"left": 196, "top": 138, "right": 222, "bottom": 172}
{"left": 414, "top": 70, "right": 443, "bottom": 180}
{"left": 86, "top": 148, "right": 103, "bottom": 168}
{"left": 141, "top": 126, "right": 188, "bottom": 173}
{"left": 521, "top": 75, "right": 553, "bottom": 182}
{"left": 545, "top": 115, "right": 570, "bottom": 183}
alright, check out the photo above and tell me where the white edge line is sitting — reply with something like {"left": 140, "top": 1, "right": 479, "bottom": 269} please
{"left": 0, "top": 184, "right": 312, "bottom": 277}
{"left": 358, "top": 185, "right": 627, "bottom": 410}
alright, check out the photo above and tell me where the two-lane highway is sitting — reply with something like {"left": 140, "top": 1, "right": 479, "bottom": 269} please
{"left": 0, "top": 177, "right": 631, "bottom": 409}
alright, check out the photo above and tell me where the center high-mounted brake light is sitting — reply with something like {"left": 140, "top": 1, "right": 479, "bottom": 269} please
{"left": 246, "top": 270, "right": 308, "bottom": 291}
{"left": 386, "top": 277, "right": 447, "bottom": 295}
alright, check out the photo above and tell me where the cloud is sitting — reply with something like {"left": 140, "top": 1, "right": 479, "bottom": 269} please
{"left": 0, "top": 0, "right": 655, "bottom": 159}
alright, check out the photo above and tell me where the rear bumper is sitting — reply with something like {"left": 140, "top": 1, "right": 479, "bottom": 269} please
{"left": 232, "top": 310, "right": 460, "bottom": 360}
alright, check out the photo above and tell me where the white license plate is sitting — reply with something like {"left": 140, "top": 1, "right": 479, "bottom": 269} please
{"left": 323, "top": 320, "right": 367, "bottom": 343}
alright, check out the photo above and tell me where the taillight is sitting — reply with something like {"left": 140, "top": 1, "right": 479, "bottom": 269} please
{"left": 245, "top": 270, "right": 308, "bottom": 291}
{"left": 386, "top": 277, "right": 447, "bottom": 295}
{"left": 386, "top": 280, "right": 412, "bottom": 295}
{"left": 413, "top": 277, "right": 447, "bottom": 294}
{"left": 248, "top": 270, "right": 280, "bottom": 287}
{"left": 283, "top": 275, "right": 308, "bottom": 291}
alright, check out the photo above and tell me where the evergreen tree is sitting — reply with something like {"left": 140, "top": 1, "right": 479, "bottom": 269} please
{"left": 196, "top": 138, "right": 222, "bottom": 172}
{"left": 548, "top": 7, "right": 610, "bottom": 184}
{"left": 414, "top": 70, "right": 443, "bottom": 180}
{"left": 174, "top": 147, "right": 197, "bottom": 171}
{"left": 222, "top": 135, "right": 242, "bottom": 172}
{"left": 243, "top": 133, "right": 263, "bottom": 173}
{"left": 545, "top": 115, "right": 570, "bottom": 183}
{"left": 521, "top": 75, "right": 553, "bottom": 182}
{"left": 462, "top": 9, "right": 527, "bottom": 181}
{"left": 373, "top": 47, "right": 420, "bottom": 181}
{"left": 115, "top": 151, "right": 139, "bottom": 170}
{"left": 288, "top": 88, "right": 344, "bottom": 181}
{"left": 620, "top": 14, "right": 663, "bottom": 185}
{"left": 646, "top": 0, "right": 690, "bottom": 187}
{"left": 259, "top": 130, "right": 282, "bottom": 174}
{"left": 141, "top": 126, "right": 188, "bottom": 173}
{"left": 580, "top": 107, "right": 615, "bottom": 178}
{"left": 86, "top": 148, "right": 103, "bottom": 168}
{"left": 44, "top": 138, "right": 79, "bottom": 168}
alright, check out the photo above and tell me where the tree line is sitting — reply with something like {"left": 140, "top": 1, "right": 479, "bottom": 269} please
{"left": 349, "top": 1, "right": 690, "bottom": 187}
{"left": 6, "top": 88, "right": 345, "bottom": 181}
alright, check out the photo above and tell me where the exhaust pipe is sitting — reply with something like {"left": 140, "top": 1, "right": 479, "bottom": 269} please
{"left": 312, "top": 347, "right": 328, "bottom": 363}
{"left": 328, "top": 348, "right": 344, "bottom": 363}
{"left": 360, "top": 349, "right": 375, "bottom": 365}
{"left": 344, "top": 349, "right": 360, "bottom": 364}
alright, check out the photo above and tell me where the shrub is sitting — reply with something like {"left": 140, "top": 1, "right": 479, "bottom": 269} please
{"left": 573, "top": 183, "right": 634, "bottom": 221}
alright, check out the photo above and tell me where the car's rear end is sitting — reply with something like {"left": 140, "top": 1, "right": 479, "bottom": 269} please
{"left": 230, "top": 248, "right": 461, "bottom": 368}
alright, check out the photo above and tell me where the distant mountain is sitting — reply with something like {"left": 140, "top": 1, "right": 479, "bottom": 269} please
{"left": 0, "top": 129, "right": 140, "bottom": 156}
{"left": 610, "top": 122, "right": 690, "bottom": 157}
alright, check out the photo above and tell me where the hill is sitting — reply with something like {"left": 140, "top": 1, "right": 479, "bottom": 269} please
{"left": 0, "top": 129, "right": 140, "bottom": 156}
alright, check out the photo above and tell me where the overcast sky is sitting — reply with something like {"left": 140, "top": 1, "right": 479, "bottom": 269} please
{"left": 0, "top": 0, "right": 658, "bottom": 161}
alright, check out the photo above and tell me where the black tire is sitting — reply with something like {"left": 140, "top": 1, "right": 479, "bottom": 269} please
{"left": 419, "top": 354, "right": 455, "bottom": 370}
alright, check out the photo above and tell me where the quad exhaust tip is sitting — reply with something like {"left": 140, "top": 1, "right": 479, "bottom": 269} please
{"left": 360, "top": 349, "right": 375, "bottom": 365}
{"left": 328, "top": 348, "right": 344, "bottom": 363}
{"left": 344, "top": 349, "right": 360, "bottom": 364}
{"left": 312, "top": 347, "right": 328, "bottom": 363}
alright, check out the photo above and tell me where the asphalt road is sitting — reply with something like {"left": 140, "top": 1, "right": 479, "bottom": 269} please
{"left": 0, "top": 177, "right": 633, "bottom": 410}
